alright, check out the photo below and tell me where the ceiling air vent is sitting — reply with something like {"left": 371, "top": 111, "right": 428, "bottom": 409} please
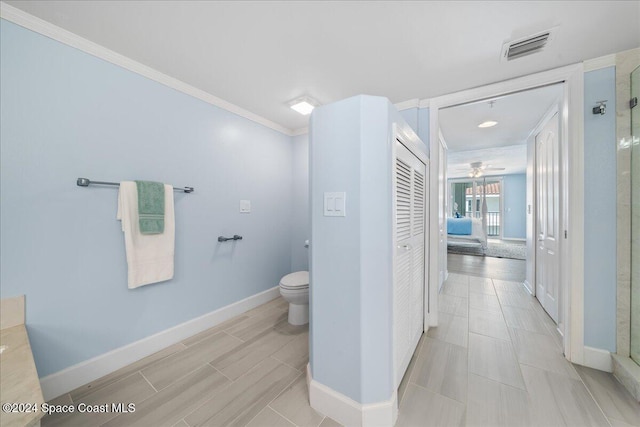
{"left": 501, "top": 29, "right": 554, "bottom": 62}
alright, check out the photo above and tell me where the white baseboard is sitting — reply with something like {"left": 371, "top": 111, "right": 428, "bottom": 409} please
{"left": 523, "top": 280, "right": 534, "bottom": 295}
{"left": 40, "top": 286, "right": 280, "bottom": 401}
{"left": 582, "top": 346, "right": 612, "bottom": 372}
{"left": 501, "top": 237, "right": 526, "bottom": 242}
{"left": 307, "top": 364, "right": 397, "bottom": 427}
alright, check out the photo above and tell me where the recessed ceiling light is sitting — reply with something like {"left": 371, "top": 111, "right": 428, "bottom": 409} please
{"left": 288, "top": 96, "right": 319, "bottom": 115}
{"left": 478, "top": 120, "right": 498, "bottom": 128}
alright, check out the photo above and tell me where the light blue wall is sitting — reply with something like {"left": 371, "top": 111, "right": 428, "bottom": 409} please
{"left": 502, "top": 174, "right": 526, "bottom": 239}
{"left": 291, "top": 134, "right": 309, "bottom": 272}
{"left": 0, "top": 20, "right": 294, "bottom": 377}
{"left": 418, "top": 107, "right": 430, "bottom": 155}
{"left": 399, "top": 106, "right": 430, "bottom": 156}
{"left": 583, "top": 66, "right": 617, "bottom": 352}
{"left": 399, "top": 107, "right": 418, "bottom": 133}
{"left": 310, "top": 95, "right": 426, "bottom": 404}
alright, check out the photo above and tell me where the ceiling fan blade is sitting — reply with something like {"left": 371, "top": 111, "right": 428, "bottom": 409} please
{"left": 485, "top": 167, "right": 506, "bottom": 170}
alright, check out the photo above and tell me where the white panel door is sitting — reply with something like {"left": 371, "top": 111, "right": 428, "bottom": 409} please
{"left": 535, "top": 112, "right": 560, "bottom": 323}
{"left": 394, "top": 140, "right": 426, "bottom": 385}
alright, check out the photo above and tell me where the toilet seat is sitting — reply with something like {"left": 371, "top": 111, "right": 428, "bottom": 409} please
{"left": 279, "top": 271, "right": 309, "bottom": 290}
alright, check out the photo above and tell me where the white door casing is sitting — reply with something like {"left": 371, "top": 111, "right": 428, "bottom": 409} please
{"left": 427, "top": 63, "right": 585, "bottom": 364}
{"left": 393, "top": 139, "right": 426, "bottom": 386}
{"left": 536, "top": 112, "right": 561, "bottom": 323}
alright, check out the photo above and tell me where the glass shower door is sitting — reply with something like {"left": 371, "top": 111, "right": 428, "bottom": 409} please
{"left": 631, "top": 65, "right": 640, "bottom": 365}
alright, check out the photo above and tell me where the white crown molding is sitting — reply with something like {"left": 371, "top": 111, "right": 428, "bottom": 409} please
{"left": 394, "top": 98, "right": 420, "bottom": 111}
{"left": 419, "top": 98, "right": 431, "bottom": 109}
{"left": 307, "top": 364, "right": 398, "bottom": 427}
{"left": 291, "top": 127, "right": 309, "bottom": 137}
{"left": 583, "top": 54, "right": 616, "bottom": 72}
{"left": 39, "top": 286, "right": 280, "bottom": 401}
{"left": 0, "top": 2, "right": 294, "bottom": 136}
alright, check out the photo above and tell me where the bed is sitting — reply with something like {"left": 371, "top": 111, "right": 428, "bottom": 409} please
{"left": 447, "top": 217, "right": 488, "bottom": 251}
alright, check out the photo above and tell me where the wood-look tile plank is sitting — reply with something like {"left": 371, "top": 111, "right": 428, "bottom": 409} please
{"left": 172, "top": 420, "right": 189, "bottom": 427}
{"left": 69, "top": 343, "right": 186, "bottom": 402}
{"left": 271, "top": 331, "right": 309, "bottom": 371}
{"left": 445, "top": 273, "right": 470, "bottom": 285}
{"left": 399, "top": 334, "right": 426, "bottom": 405}
{"left": 44, "top": 373, "right": 156, "bottom": 427}
{"left": 446, "top": 254, "right": 526, "bottom": 282}
{"left": 574, "top": 364, "right": 640, "bottom": 426}
{"left": 495, "top": 289, "right": 535, "bottom": 309}
{"left": 439, "top": 293, "right": 469, "bottom": 317}
{"left": 529, "top": 300, "right": 563, "bottom": 348}
{"left": 225, "top": 309, "right": 288, "bottom": 342}
{"left": 468, "top": 276, "right": 496, "bottom": 295}
{"left": 184, "top": 357, "right": 299, "bottom": 427}
{"left": 469, "top": 292, "right": 502, "bottom": 314}
{"left": 427, "top": 312, "right": 469, "bottom": 348}
{"left": 492, "top": 279, "right": 529, "bottom": 295}
{"left": 246, "top": 407, "right": 296, "bottom": 427}
{"left": 318, "top": 416, "right": 344, "bottom": 427}
{"left": 502, "top": 305, "right": 549, "bottom": 335}
{"left": 142, "top": 332, "right": 243, "bottom": 390}
{"left": 40, "top": 394, "right": 73, "bottom": 426}
{"left": 519, "top": 364, "right": 566, "bottom": 427}
{"left": 442, "top": 280, "right": 470, "bottom": 298}
{"left": 466, "top": 373, "right": 531, "bottom": 427}
{"left": 396, "top": 384, "right": 465, "bottom": 427}
{"left": 181, "top": 315, "right": 250, "bottom": 347}
{"left": 410, "top": 337, "right": 468, "bottom": 403}
{"left": 609, "top": 418, "right": 637, "bottom": 427}
{"left": 103, "top": 364, "right": 229, "bottom": 427}
{"left": 509, "top": 327, "right": 579, "bottom": 380}
{"left": 243, "top": 297, "right": 289, "bottom": 318}
{"left": 521, "top": 364, "right": 609, "bottom": 427}
{"left": 269, "top": 374, "right": 324, "bottom": 427}
{"left": 468, "top": 308, "right": 510, "bottom": 341}
{"left": 468, "top": 333, "right": 525, "bottom": 390}
{"left": 211, "top": 327, "right": 300, "bottom": 380}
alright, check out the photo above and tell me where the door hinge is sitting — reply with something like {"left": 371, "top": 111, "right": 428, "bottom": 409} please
{"left": 631, "top": 97, "right": 638, "bottom": 109}
{"left": 564, "top": 230, "right": 568, "bottom": 239}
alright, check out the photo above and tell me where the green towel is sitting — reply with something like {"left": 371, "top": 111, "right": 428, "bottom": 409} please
{"left": 135, "top": 180, "right": 165, "bottom": 234}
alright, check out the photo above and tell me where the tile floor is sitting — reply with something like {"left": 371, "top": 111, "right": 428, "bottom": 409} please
{"left": 397, "top": 271, "right": 640, "bottom": 427}
{"left": 42, "top": 270, "right": 639, "bottom": 426}
{"left": 42, "top": 297, "right": 338, "bottom": 427}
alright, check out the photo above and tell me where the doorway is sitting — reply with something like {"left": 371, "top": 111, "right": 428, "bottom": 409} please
{"left": 427, "top": 64, "right": 586, "bottom": 363}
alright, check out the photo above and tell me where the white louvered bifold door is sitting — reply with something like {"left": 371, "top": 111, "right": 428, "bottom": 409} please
{"left": 394, "top": 140, "right": 427, "bottom": 386}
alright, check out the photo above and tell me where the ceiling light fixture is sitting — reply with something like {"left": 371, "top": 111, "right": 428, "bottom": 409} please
{"left": 478, "top": 120, "right": 498, "bottom": 128}
{"left": 288, "top": 96, "right": 319, "bottom": 115}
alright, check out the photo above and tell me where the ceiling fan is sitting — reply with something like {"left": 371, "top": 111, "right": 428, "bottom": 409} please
{"left": 457, "top": 161, "right": 505, "bottom": 178}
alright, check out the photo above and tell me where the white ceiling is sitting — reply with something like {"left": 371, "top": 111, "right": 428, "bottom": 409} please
{"left": 443, "top": 83, "right": 563, "bottom": 178}
{"left": 447, "top": 145, "right": 528, "bottom": 179}
{"left": 440, "top": 83, "right": 563, "bottom": 151}
{"left": 4, "top": 1, "right": 639, "bottom": 133}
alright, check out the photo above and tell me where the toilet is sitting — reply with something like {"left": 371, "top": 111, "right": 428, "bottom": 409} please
{"left": 279, "top": 271, "right": 309, "bottom": 325}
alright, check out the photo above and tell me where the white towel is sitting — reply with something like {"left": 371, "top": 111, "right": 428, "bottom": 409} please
{"left": 117, "top": 181, "right": 175, "bottom": 289}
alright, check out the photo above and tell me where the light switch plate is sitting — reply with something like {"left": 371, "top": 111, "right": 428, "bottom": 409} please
{"left": 240, "top": 200, "right": 251, "bottom": 213}
{"left": 324, "top": 192, "right": 346, "bottom": 217}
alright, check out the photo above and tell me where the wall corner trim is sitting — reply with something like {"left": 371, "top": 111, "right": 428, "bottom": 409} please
{"left": 39, "top": 286, "right": 280, "bottom": 401}
{"left": 0, "top": 2, "right": 294, "bottom": 136}
{"left": 582, "top": 346, "right": 613, "bottom": 372}
{"left": 307, "top": 364, "right": 398, "bottom": 427}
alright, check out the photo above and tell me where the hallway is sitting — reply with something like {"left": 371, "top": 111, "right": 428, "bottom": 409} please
{"left": 396, "top": 255, "right": 639, "bottom": 426}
